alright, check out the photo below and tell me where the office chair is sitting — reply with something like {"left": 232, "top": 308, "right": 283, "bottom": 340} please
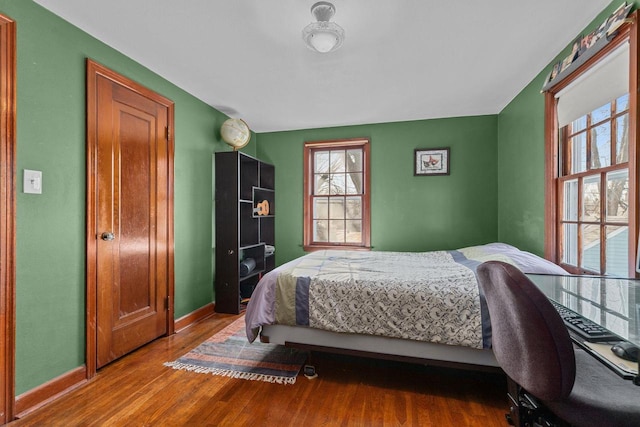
{"left": 476, "top": 261, "right": 640, "bottom": 427}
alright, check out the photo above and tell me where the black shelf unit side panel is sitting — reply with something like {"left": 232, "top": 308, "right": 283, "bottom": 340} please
{"left": 215, "top": 151, "right": 241, "bottom": 313}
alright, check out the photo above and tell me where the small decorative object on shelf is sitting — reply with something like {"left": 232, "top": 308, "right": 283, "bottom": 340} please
{"left": 239, "top": 258, "right": 256, "bottom": 277}
{"left": 542, "top": 2, "right": 632, "bottom": 91}
{"left": 253, "top": 200, "right": 270, "bottom": 216}
{"left": 606, "top": 2, "right": 633, "bottom": 36}
{"left": 220, "top": 118, "right": 251, "bottom": 151}
{"left": 214, "top": 151, "right": 275, "bottom": 314}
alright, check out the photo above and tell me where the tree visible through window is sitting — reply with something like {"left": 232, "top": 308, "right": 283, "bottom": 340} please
{"left": 558, "top": 94, "right": 629, "bottom": 275}
{"left": 303, "top": 139, "right": 370, "bottom": 250}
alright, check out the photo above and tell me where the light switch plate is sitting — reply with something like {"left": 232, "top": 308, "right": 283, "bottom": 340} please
{"left": 24, "top": 169, "right": 42, "bottom": 194}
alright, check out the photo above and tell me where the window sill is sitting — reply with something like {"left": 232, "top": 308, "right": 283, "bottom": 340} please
{"left": 303, "top": 244, "right": 371, "bottom": 252}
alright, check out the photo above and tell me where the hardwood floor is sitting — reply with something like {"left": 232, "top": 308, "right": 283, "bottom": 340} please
{"left": 9, "top": 314, "right": 509, "bottom": 426}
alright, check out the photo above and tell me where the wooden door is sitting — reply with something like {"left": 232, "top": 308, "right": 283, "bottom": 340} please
{"left": 86, "top": 60, "right": 174, "bottom": 370}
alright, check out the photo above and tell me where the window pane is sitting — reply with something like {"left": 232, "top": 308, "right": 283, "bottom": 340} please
{"left": 616, "top": 93, "right": 629, "bottom": 112}
{"left": 606, "top": 170, "right": 628, "bottom": 222}
{"left": 313, "top": 197, "right": 328, "bottom": 219}
{"left": 563, "top": 179, "right": 578, "bottom": 221}
{"left": 616, "top": 113, "right": 629, "bottom": 163}
{"left": 346, "top": 172, "right": 362, "bottom": 194}
{"left": 591, "top": 102, "right": 611, "bottom": 123}
{"left": 329, "top": 219, "right": 345, "bottom": 243}
{"left": 329, "top": 173, "right": 345, "bottom": 195}
{"left": 571, "top": 116, "right": 587, "bottom": 133}
{"left": 328, "top": 197, "right": 345, "bottom": 219}
{"left": 314, "top": 220, "right": 328, "bottom": 242}
{"left": 347, "top": 149, "right": 363, "bottom": 172}
{"left": 330, "top": 150, "right": 345, "bottom": 172}
{"left": 562, "top": 223, "right": 578, "bottom": 266}
{"left": 314, "top": 174, "right": 330, "bottom": 195}
{"left": 590, "top": 122, "right": 611, "bottom": 168}
{"left": 582, "top": 176, "right": 600, "bottom": 222}
{"left": 345, "top": 220, "right": 362, "bottom": 243}
{"left": 581, "top": 224, "right": 600, "bottom": 272}
{"left": 314, "top": 151, "right": 329, "bottom": 173}
{"left": 345, "top": 196, "right": 362, "bottom": 219}
{"left": 570, "top": 133, "right": 587, "bottom": 174}
{"left": 605, "top": 225, "right": 628, "bottom": 276}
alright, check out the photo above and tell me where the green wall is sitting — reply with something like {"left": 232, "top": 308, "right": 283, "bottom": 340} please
{"left": 3, "top": 0, "right": 228, "bottom": 395}
{"left": 257, "top": 116, "right": 499, "bottom": 265}
{"left": 495, "top": 74, "right": 549, "bottom": 256}
{"left": 496, "top": 1, "right": 635, "bottom": 256}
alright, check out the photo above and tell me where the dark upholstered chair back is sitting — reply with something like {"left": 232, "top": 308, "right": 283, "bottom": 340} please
{"left": 476, "top": 261, "right": 576, "bottom": 401}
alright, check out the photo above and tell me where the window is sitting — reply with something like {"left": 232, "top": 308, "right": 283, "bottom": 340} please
{"left": 303, "top": 138, "right": 370, "bottom": 251}
{"left": 558, "top": 95, "right": 629, "bottom": 275}
{"left": 545, "top": 24, "right": 638, "bottom": 277}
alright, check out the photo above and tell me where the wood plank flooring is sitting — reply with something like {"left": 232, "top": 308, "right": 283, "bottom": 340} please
{"left": 9, "top": 314, "right": 509, "bottom": 426}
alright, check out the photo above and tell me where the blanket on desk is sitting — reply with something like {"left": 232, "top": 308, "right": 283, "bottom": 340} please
{"left": 245, "top": 243, "right": 567, "bottom": 350}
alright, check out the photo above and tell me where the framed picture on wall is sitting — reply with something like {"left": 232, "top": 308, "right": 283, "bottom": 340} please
{"left": 414, "top": 148, "right": 450, "bottom": 176}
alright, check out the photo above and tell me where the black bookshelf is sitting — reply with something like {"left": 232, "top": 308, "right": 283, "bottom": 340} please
{"left": 214, "top": 151, "right": 275, "bottom": 314}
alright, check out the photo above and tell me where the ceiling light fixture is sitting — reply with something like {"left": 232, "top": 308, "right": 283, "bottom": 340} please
{"left": 302, "top": 2, "right": 345, "bottom": 54}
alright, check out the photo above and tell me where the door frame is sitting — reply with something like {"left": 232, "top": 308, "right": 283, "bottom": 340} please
{"left": 0, "top": 13, "right": 16, "bottom": 424}
{"left": 85, "top": 59, "right": 175, "bottom": 377}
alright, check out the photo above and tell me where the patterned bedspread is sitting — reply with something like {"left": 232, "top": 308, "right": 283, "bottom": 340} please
{"left": 245, "top": 243, "right": 567, "bottom": 349}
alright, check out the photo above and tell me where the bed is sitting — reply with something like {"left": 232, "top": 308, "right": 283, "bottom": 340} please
{"left": 245, "top": 243, "right": 567, "bottom": 371}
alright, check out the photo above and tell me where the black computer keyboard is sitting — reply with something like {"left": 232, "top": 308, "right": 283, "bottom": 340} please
{"left": 550, "top": 300, "right": 620, "bottom": 342}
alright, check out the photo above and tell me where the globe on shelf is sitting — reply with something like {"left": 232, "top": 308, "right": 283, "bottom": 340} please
{"left": 220, "top": 118, "right": 250, "bottom": 150}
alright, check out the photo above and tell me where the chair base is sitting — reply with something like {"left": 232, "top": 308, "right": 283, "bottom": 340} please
{"left": 507, "top": 378, "right": 570, "bottom": 427}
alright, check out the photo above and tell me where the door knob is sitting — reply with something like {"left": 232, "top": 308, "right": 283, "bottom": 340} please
{"left": 101, "top": 232, "right": 115, "bottom": 241}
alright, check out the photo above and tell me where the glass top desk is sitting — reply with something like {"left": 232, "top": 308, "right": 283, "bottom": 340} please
{"left": 527, "top": 273, "right": 639, "bottom": 380}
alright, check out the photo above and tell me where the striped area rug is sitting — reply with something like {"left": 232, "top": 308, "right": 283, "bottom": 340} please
{"left": 164, "top": 316, "right": 308, "bottom": 384}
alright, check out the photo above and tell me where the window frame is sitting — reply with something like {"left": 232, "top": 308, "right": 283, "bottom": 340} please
{"left": 545, "top": 17, "right": 639, "bottom": 277}
{"left": 303, "top": 138, "right": 371, "bottom": 251}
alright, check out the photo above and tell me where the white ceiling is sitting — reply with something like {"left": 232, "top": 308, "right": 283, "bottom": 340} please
{"left": 34, "top": 0, "right": 613, "bottom": 133}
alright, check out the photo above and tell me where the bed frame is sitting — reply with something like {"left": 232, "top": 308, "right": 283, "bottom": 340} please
{"left": 260, "top": 324, "right": 501, "bottom": 373}
{"left": 249, "top": 245, "right": 569, "bottom": 374}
